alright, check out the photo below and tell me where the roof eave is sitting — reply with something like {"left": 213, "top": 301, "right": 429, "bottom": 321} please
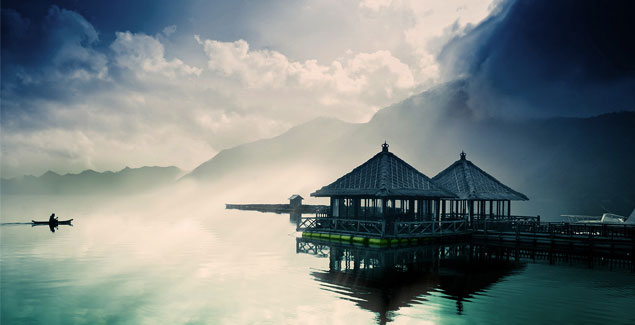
{"left": 311, "top": 188, "right": 457, "bottom": 198}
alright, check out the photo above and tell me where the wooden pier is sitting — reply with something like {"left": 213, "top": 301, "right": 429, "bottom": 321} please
{"left": 472, "top": 220, "right": 635, "bottom": 258}
{"left": 225, "top": 203, "right": 328, "bottom": 214}
{"left": 297, "top": 215, "right": 635, "bottom": 254}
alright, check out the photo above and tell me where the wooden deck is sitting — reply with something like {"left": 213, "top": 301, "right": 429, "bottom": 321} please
{"left": 297, "top": 215, "right": 635, "bottom": 254}
{"left": 472, "top": 220, "right": 635, "bottom": 256}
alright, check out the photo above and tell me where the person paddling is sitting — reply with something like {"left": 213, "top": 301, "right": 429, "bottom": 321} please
{"left": 49, "top": 213, "right": 58, "bottom": 223}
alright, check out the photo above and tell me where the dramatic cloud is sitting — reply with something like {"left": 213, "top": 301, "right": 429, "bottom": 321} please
{"left": 1, "top": 6, "right": 109, "bottom": 105}
{"left": 438, "top": 0, "right": 635, "bottom": 118}
{"left": 0, "top": 1, "right": 496, "bottom": 177}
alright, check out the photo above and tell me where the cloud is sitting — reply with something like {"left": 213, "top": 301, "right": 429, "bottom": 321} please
{"left": 195, "top": 35, "right": 414, "bottom": 98}
{"left": 438, "top": 0, "right": 635, "bottom": 118}
{"left": 3, "top": 12, "right": 421, "bottom": 177}
{"left": 112, "top": 31, "right": 202, "bottom": 77}
{"left": 355, "top": 0, "right": 494, "bottom": 84}
{"left": 1, "top": 5, "right": 109, "bottom": 114}
{"left": 162, "top": 25, "right": 177, "bottom": 37}
{"left": 1, "top": 2, "right": 497, "bottom": 177}
{"left": 359, "top": 0, "right": 394, "bottom": 11}
{"left": 43, "top": 6, "right": 108, "bottom": 81}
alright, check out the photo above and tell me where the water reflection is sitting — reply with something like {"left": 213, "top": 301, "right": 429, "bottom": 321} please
{"left": 0, "top": 222, "right": 73, "bottom": 233}
{"left": 296, "top": 238, "right": 525, "bottom": 324}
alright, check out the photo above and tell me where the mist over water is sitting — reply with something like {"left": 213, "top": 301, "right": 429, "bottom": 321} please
{"left": 2, "top": 185, "right": 635, "bottom": 324}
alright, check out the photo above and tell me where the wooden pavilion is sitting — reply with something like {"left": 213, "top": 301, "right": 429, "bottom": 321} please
{"left": 311, "top": 142, "right": 456, "bottom": 222}
{"left": 432, "top": 151, "right": 529, "bottom": 225}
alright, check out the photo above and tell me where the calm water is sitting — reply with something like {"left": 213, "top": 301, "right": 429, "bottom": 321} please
{"left": 2, "top": 194, "right": 635, "bottom": 324}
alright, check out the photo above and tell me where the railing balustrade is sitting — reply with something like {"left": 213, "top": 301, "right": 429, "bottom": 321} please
{"left": 393, "top": 220, "right": 466, "bottom": 237}
{"left": 299, "top": 214, "right": 635, "bottom": 243}
{"left": 298, "top": 217, "right": 386, "bottom": 236}
{"left": 299, "top": 217, "right": 469, "bottom": 237}
{"left": 473, "top": 220, "right": 635, "bottom": 239}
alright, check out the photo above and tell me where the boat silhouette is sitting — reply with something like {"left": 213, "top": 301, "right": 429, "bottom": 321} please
{"left": 31, "top": 219, "right": 73, "bottom": 225}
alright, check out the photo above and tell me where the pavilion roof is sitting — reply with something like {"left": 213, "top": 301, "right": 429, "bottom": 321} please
{"left": 432, "top": 152, "right": 529, "bottom": 201}
{"left": 311, "top": 143, "right": 456, "bottom": 198}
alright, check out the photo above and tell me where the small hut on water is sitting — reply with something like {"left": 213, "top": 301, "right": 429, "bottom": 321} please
{"left": 432, "top": 151, "right": 529, "bottom": 225}
{"left": 288, "top": 194, "right": 304, "bottom": 209}
{"left": 311, "top": 142, "right": 456, "bottom": 222}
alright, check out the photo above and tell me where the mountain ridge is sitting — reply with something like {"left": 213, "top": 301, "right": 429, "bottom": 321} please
{"left": 2, "top": 166, "right": 183, "bottom": 195}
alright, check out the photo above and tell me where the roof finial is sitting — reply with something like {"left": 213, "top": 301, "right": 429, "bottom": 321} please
{"left": 382, "top": 141, "right": 389, "bottom": 152}
{"left": 460, "top": 151, "right": 466, "bottom": 160}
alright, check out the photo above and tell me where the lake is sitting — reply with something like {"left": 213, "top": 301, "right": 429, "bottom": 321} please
{"left": 1, "top": 193, "right": 635, "bottom": 324}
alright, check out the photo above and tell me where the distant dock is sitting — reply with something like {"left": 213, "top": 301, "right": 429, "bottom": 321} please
{"left": 225, "top": 203, "right": 329, "bottom": 214}
{"left": 226, "top": 194, "right": 329, "bottom": 215}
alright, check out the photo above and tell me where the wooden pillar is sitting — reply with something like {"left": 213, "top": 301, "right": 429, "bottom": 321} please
{"left": 508, "top": 200, "right": 511, "bottom": 217}
{"left": 451, "top": 200, "right": 455, "bottom": 218}
{"left": 496, "top": 200, "right": 499, "bottom": 218}
{"left": 462, "top": 200, "right": 466, "bottom": 219}
{"left": 495, "top": 200, "right": 498, "bottom": 218}
{"left": 441, "top": 199, "right": 446, "bottom": 221}
{"left": 363, "top": 199, "right": 367, "bottom": 218}
{"left": 435, "top": 199, "right": 441, "bottom": 222}
{"left": 330, "top": 197, "right": 335, "bottom": 217}
{"left": 341, "top": 198, "right": 345, "bottom": 218}
{"left": 381, "top": 198, "right": 387, "bottom": 218}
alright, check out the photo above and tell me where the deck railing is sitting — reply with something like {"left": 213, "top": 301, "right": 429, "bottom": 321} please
{"left": 298, "top": 217, "right": 386, "bottom": 236}
{"left": 471, "top": 214, "right": 540, "bottom": 223}
{"left": 298, "top": 217, "right": 469, "bottom": 237}
{"left": 393, "top": 220, "right": 467, "bottom": 237}
{"left": 473, "top": 220, "right": 635, "bottom": 239}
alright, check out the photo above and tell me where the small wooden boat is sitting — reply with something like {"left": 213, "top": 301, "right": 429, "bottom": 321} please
{"left": 32, "top": 219, "right": 73, "bottom": 225}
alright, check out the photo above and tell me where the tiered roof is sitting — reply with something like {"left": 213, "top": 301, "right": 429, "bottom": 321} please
{"left": 311, "top": 143, "right": 456, "bottom": 198}
{"left": 432, "top": 152, "right": 529, "bottom": 201}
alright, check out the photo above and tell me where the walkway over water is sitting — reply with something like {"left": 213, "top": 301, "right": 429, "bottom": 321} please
{"left": 297, "top": 216, "right": 635, "bottom": 254}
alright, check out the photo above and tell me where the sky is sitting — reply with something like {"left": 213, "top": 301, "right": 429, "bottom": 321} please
{"left": 1, "top": 0, "right": 634, "bottom": 178}
{"left": 1, "top": 0, "right": 496, "bottom": 177}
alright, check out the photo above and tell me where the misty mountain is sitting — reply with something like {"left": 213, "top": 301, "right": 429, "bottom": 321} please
{"left": 183, "top": 80, "right": 635, "bottom": 219}
{"left": 2, "top": 166, "right": 183, "bottom": 195}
